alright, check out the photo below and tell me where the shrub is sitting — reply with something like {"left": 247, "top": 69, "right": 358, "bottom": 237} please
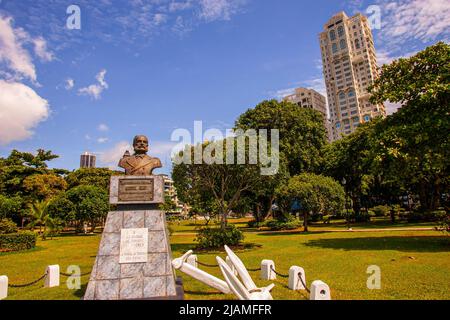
{"left": 407, "top": 210, "right": 446, "bottom": 222}
{"left": 265, "top": 219, "right": 302, "bottom": 230}
{"left": 247, "top": 220, "right": 265, "bottom": 228}
{"left": 354, "top": 213, "right": 371, "bottom": 222}
{"left": 0, "top": 231, "right": 37, "bottom": 252}
{"left": 0, "top": 218, "right": 18, "bottom": 234}
{"left": 195, "top": 225, "right": 244, "bottom": 249}
{"left": 372, "top": 205, "right": 390, "bottom": 217}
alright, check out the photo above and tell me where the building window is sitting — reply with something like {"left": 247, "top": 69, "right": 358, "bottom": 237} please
{"left": 340, "top": 39, "right": 346, "bottom": 50}
{"left": 332, "top": 43, "right": 338, "bottom": 53}
{"left": 338, "top": 26, "right": 344, "bottom": 37}
{"left": 355, "top": 39, "right": 360, "bottom": 49}
{"left": 329, "top": 30, "right": 336, "bottom": 41}
{"left": 364, "top": 115, "right": 370, "bottom": 122}
{"left": 336, "top": 122, "right": 341, "bottom": 129}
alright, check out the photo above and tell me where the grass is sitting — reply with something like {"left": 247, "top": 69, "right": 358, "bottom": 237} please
{"left": 0, "top": 219, "right": 449, "bottom": 300}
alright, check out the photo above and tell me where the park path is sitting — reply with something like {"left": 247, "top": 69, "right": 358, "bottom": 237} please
{"left": 172, "top": 227, "right": 435, "bottom": 236}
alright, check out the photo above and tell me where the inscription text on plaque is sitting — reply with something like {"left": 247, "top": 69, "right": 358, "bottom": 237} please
{"left": 119, "top": 228, "right": 148, "bottom": 264}
{"left": 118, "top": 178, "right": 154, "bottom": 202}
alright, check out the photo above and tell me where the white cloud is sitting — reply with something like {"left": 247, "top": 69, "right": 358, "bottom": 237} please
{"left": 376, "top": 49, "right": 417, "bottom": 66}
{"left": 78, "top": 69, "right": 109, "bottom": 100}
{"left": 153, "top": 13, "right": 168, "bottom": 26}
{"left": 379, "top": 0, "right": 450, "bottom": 43}
{"left": 0, "top": 15, "right": 37, "bottom": 81}
{"left": 98, "top": 141, "right": 132, "bottom": 168}
{"left": 271, "top": 78, "right": 326, "bottom": 101}
{"left": 0, "top": 80, "right": 49, "bottom": 145}
{"left": 98, "top": 123, "right": 109, "bottom": 132}
{"left": 169, "top": 1, "right": 193, "bottom": 12}
{"left": 97, "top": 137, "right": 109, "bottom": 143}
{"left": 65, "top": 78, "right": 74, "bottom": 90}
{"left": 97, "top": 140, "right": 177, "bottom": 169}
{"left": 32, "top": 36, "right": 54, "bottom": 62}
{"left": 272, "top": 87, "right": 297, "bottom": 100}
{"left": 301, "top": 78, "right": 327, "bottom": 98}
{"left": 199, "top": 0, "right": 245, "bottom": 22}
{"left": 385, "top": 101, "right": 403, "bottom": 115}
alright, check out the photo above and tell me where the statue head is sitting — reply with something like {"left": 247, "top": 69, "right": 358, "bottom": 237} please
{"left": 133, "top": 135, "right": 149, "bottom": 155}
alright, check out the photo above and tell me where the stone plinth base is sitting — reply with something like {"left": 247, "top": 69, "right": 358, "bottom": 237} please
{"left": 84, "top": 209, "right": 179, "bottom": 300}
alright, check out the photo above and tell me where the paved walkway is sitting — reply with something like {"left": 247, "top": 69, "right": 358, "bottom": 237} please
{"left": 173, "top": 227, "right": 435, "bottom": 236}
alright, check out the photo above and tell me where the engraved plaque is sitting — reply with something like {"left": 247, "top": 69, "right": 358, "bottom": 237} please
{"left": 119, "top": 228, "right": 148, "bottom": 264}
{"left": 118, "top": 178, "right": 154, "bottom": 202}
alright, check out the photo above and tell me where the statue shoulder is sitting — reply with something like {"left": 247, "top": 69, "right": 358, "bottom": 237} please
{"left": 152, "top": 157, "right": 162, "bottom": 167}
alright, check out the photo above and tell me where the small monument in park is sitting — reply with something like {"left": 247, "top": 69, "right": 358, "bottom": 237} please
{"left": 84, "top": 135, "right": 183, "bottom": 300}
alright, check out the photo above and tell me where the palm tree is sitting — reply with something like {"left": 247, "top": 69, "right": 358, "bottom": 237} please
{"left": 27, "top": 200, "right": 56, "bottom": 240}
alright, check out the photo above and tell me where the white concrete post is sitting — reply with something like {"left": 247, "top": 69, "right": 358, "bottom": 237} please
{"left": 187, "top": 254, "right": 198, "bottom": 268}
{"left": 260, "top": 260, "right": 276, "bottom": 280}
{"left": 0, "top": 276, "right": 8, "bottom": 300}
{"left": 225, "top": 256, "right": 238, "bottom": 276}
{"left": 288, "top": 266, "right": 306, "bottom": 290}
{"left": 310, "top": 280, "right": 331, "bottom": 300}
{"left": 45, "top": 265, "right": 60, "bottom": 288}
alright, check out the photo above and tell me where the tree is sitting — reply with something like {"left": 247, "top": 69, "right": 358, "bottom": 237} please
{"left": 0, "top": 149, "right": 62, "bottom": 197}
{"left": 47, "top": 193, "right": 76, "bottom": 226}
{"left": 65, "top": 185, "right": 109, "bottom": 233}
{"left": 369, "top": 42, "right": 450, "bottom": 211}
{"left": 0, "top": 195, "right": 24, "bottom": 222}
{"left": 65, "top": 168, "right": 117, "bottom": 192}
{"left": 22, "top": 173, "right": 67, "bottom": 201}
{"left": 235, "top": 99, "right": 326, "bottom": 220}
{"left": 322, "top": 121, "right": 379, "bottom": 216}
{"left": 237, "top": 155, "right": 290, "bottom": 223}
{"left": 27, "top": 200, "right": 60, "bottom": 240}
{"left": 172, "top": 139, "right": 262, "bottom": 229}
{"left": 235, "top": 99, "right": 327, "bottom": 176}
{"left": 276, "top": 173, "right": 345, "bottom": 232}
{"left": 159, "top": 194, "right": 177, "bottom": 214}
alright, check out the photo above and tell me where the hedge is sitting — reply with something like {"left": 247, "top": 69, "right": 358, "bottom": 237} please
{"left": 0, "top": 231, "right": 37, "bottom": 252}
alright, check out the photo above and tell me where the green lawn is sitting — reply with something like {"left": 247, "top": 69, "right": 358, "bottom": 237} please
{"left": 1, "top": 221, "right": 449, "bottom": 300}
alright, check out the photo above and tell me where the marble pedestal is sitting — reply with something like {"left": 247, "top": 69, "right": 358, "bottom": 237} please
{"left": 84, "top": 176, "right": 182, "bottom": 300}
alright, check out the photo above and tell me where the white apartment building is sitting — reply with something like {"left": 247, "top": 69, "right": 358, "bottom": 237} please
{"left": 319, "top": 12, "right": 385, "bottom": 140}
{"left": 283, "top": 87, "right": 332, "bottom": 142}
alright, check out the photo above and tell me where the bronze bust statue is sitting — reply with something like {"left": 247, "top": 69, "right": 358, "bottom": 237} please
{"left": 118, "top": 135, "right": 162, "bottom": 175}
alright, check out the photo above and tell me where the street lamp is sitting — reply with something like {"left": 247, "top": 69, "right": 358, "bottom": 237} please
{"left": 342, "top": 178, "right": 350, "bottom": 230}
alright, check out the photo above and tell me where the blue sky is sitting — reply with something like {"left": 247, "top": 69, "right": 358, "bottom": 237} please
{"left": 0, "top": 0, "right": 449, "bottom": 175}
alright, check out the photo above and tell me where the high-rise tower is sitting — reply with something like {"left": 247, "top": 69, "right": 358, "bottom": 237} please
{"left": 319, "top": 12, "right": 385, "bottom": 140}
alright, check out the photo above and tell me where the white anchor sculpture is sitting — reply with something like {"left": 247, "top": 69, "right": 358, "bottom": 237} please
{"left": 172, "top": 250, "right": 231, "bottom": 294}
{"left": 172, "top": 245, "right": 274, "bottom": 300}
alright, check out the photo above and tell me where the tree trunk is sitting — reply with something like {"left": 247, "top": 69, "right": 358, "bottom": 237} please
{"left": 90, "top": 220, "right": 96, "bottom": 233}
{"left": 265, "top": 195, "right": 275, "bottom": 220}
{"left": 390, "top": 207, "right": 396, "bottom": 224}
{"left": 303, "top": 211, "right": 308, "bottom": 232}
{"left": 220, "top": 210, "right": 228, "bottom": 230}
{"left": 352, "top": 196, "right": 361, "bottom": 216}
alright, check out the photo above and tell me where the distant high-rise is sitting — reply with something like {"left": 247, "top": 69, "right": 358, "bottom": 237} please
{"left": 283, "top": 87, "right": 332, "bottom": 141}
{"left": 80, "top": 152, "right": 96, "bottom": 168}
{"left": 319, "top": 12, "right": 385, "bottom": 140}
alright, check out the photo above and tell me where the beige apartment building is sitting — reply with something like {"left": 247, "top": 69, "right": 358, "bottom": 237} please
{"left": 283, "top": 87, "right": 332, "bottom": 141}
{"left": 160, "top": 174, "right": 185, "bottom": 215}
{"left": 319, "top": 12, "right": 385, "bottom": 140}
